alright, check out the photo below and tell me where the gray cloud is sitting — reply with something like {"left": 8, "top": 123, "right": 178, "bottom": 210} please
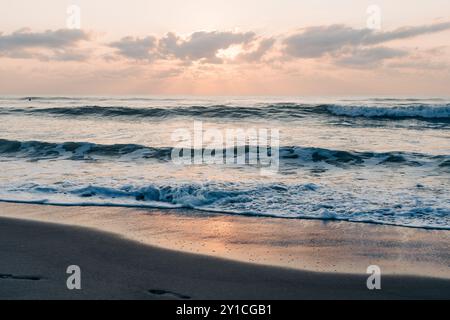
{"left": 365, "top": 22, "right": 450, "bottom": 44}
{"left": 284, "top": 22, "right": 450, "bottom": 58}
{"left": 109, "top": 36, "right": 156, "bottom": 60}
{"left": 110, "top": 31, "right": 257, "bottom": 63}
{"left": 388, "top": 61, "right": 450, "bottom": 72}
{"left": 2, "top": 22, "right": 448, "bottom": 70}
{"left": 284, "top": 25, "right": 371, "bottom": 58}
{"left": 51, "top": 50, "right": 91, "bottom": 62}
{"left": 0, "top": 28, "right": 90, "bottom": 61}
{"left": 7, "top": 49, "right": 91, "bottom": 62}
{"left": 0, "top": 28, "right": 89, "bottom": 50}
{"left": 335, "top": 47, "right": 408, "bottom": 68}
{"left": 237, "top": 38, "right": 275, "bottom": 62}
{"left": 159, "top": 31, "right": 256, "bottom": 62}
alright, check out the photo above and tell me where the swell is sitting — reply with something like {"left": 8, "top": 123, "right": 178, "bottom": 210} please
{"left": 0, "top": 138, "right": 172, "bottom": 160}
{"left": 1, "top": 103, "right": 449, "bottom": 121}
{"left": 0, "top": 138, "right": 449, "bottom": 168}
{"left": 1, "top": 105, "right": 305, "bottom": 120}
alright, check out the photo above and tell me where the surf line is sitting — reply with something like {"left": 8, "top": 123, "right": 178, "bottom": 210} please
{"left": 170, "top": 121, "right": 280, "bottom": 175}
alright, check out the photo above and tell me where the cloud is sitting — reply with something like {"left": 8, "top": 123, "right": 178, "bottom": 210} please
{"left": 159, "top": 31, "right": 256, "bottom": 63}
{"left": 365, "top": 22, "right": 450, "bottom": 44}
{"left": 284, "top": 22, "right": 450, "bottom": 58}
{"left": 2, "top": 22, "right": 449, "bottom": 71}
{"left": 0, "top": 28, "right": 89, "bottom": 50}
{"left": 388, "top": 60, "right": 450, "bottom": 71}
{"left": 109, "top": 36, "right": 156, "bottom": 60}
{"left": 0, "top": 28, "right": 90, "bottom": 61}
{"left": 237, "top": 38, "right": 275, "bottom": 62}
{"left": 335, "top": 47, "right": 408, "bottom": 68}
{"left": 284, "top": 25, "right": 371, "bottom": 58}
{"left": 51, "top": 49, "right": 91, "bottom": 62}
{"left": 153, "top": 67, "right": 184, "bottom": 79}
{"left": 107, "top": 31, "right": 256, "bottom": 63}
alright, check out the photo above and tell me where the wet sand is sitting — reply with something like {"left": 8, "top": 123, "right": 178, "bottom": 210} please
{"left": 0, "top": 203, "right": 449, "bottom": 299}
{"left": 0, "top": 202, "right": 449, "bottom": 277}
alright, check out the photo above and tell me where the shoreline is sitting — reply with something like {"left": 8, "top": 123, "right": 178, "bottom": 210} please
{"left": 0, "top": 215, "right": 449, "bottom": 299}
{"left": 0, "top": 199, "right": 449, "bottom": 231}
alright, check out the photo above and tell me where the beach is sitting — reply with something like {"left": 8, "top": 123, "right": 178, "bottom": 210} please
{"left": 0, "top": 96, "right": 449, "bottom": 300}
{"left": 2, "top": 0, "right": 450, "bottom": 303}
{"left": 0, "top": 203, "right": 449, "bottom": 299}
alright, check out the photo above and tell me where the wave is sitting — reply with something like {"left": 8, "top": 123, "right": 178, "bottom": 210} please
{"left": 0, "top": 138, "right": 449, "bottom": 168}
{"left": 341, "top": 98, "right": 447, "bottom": 102}
{"left": 0, "top": 182, "right": 448, "bottom": 230}
{"left": 0, "top": 138, "right": 172, "bottom": 160}
{"left": 12, "top": 96, "right": 188, "bottom": 102}
{"left": 2, "top": 103, "right": 449, "bottom": 121}
{"left": 323, "top": 104, "right": 450, "bottom": 120}
{"left": 1, "top": 104, "right": 307, "bottom": 119}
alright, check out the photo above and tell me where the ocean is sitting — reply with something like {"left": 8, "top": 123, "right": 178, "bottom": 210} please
{"left": 0, "top": 96, "right": 449, "bottom": 229}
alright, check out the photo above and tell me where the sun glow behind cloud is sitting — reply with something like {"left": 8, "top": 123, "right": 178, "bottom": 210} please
{"left": 217, "top": 45, "right": 243, "bottom": 60}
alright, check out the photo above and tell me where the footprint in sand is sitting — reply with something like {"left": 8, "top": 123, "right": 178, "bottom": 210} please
{"left": 0, "top": 273, "right": 41, "bottom": 281}
{"left": 148, "top": 289, "right": 191, "bottom": 300}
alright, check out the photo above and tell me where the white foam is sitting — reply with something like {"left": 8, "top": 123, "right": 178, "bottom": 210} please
{"left": 327, "top": 104, "right": 450, "bottom": 119}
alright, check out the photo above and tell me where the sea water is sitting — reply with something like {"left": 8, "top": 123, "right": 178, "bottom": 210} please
{"left": 0, "top": 96, "right": 448, "bottom": 229}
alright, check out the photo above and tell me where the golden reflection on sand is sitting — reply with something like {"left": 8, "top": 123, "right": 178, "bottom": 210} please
{"left": 0, "top": 202, "right": 449, "bottom": 278}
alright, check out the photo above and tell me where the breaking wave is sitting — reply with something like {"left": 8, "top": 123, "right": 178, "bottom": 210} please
{"left": 0, "top": 138, "right": 448, "bottom": 168}
{"left": 0, "top": 181, "right": 448, "bottom": 230}
{"left": 324, "top": 104, "right": 450, "bottom": 120}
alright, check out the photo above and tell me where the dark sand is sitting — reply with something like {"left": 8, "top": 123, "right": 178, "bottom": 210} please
{"left": 0, "top": 216, "right": 449, "bottom": 299}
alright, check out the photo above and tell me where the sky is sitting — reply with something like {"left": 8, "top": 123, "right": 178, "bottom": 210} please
{"left": 0, "top": 0, "right": 449, "bottom": 95}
